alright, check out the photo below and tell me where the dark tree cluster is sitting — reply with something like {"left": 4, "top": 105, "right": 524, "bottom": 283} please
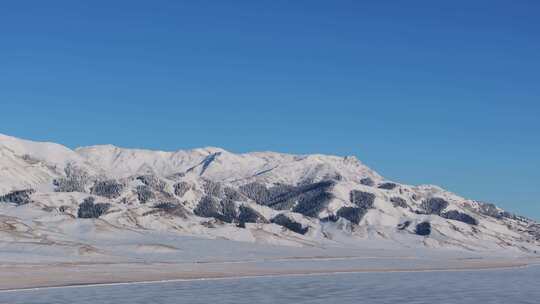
{"left": 173, "top": 181, "right": 192, "bottom": 197}
{"left": 239, "top": 180, "right": 335, "bottom": 217}
{"left": 0, "top": 189, "right": 35, "bottom": 205}
{"left": 378, "top": 182, "right": 398, "bottom": 190}
{"left": 527, "top": 224, "right": 540, "bottom": 241}
{"left": 77, "top": 197, "right": 111, "bottom": 219}
{"left": 477, "top": 202, "right": 502, "bottom": 219}
{"left": 332, "top": 190, "right": 378, "bottom": 225}
{"left": 421, "top": 198, "right": 449, "bottom": 215}
{"left": 292, "top": 191, "right": 334, "bottom": 218}
{"left": 194, "top": 196, "right": 238, "bottom": 223}
{"left": 271, "top": 214, "right": 309, "bottom": 235}
{"left": 442, "top": 210, "right": 479, "bottom": 225}
{"left": 359, "top": 177, "right": 375, "bottom": 186}
{"left": 237, "top": 205, "right": 269, "bottom": 228}
{"left": 223, "top": 186, "right": 245, "bottom": 201}
{"left": 415, "top": 222, "right": 432, "bottom": 236}
{"left": 137, "top": 175, "right": 167, "bottom": 192}
{"left": 136, "top": 185, "right": 155, "bottom": 204}
{"left": 336, "top": 207, "right": 368, "bottom": 225}
{"left": 397, "top": 220, "right": 411, "bottom": 230}
{"left": 390, "top": 197, "right": 408, "bottom": 209}
{"left": 349, "top": 190, "right": 375, "bottom": 209}
{"left": 53, "top": 163, "right": 90, "bottom": 192}
{"left": 239, "top": 182, "right": 272, "bottom": 204}
{"left": 152, "top": 202, "right": 189, "bottom": 218}
{"left": 202, "top": 179, "right": 224, "bottom": 198}
{"left": 90, "top": 179, "right": 124, "bottom": 199}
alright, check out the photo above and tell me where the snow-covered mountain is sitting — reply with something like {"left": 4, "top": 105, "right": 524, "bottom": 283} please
{"left": 1, "top": 133, "right": 539, "bottom": 259}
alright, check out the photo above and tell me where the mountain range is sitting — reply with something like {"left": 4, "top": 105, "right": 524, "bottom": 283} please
{"left": 1, "top": 132, "right": 539, "bottom": 261}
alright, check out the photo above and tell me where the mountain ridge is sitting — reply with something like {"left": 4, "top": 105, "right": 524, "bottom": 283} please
{"left": 0, "top": 132, "right": 538, "bottom": 260}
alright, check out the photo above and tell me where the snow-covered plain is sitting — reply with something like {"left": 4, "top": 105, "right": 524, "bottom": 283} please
{"left": 0, "top": 133, "right": 539, "bottom": 290}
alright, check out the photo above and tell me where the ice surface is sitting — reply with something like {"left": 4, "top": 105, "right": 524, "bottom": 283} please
{"left": 1, "top": 265, "right": 539, "bottom": 304}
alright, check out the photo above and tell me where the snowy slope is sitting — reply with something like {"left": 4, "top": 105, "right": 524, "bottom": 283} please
{"left": 0, "top": 133, "right": 538, "bottom": 262}
{"left": 75, "top": 145, "right": 382, "bottom": 185}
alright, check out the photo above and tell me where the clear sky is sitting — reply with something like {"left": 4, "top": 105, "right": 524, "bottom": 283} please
{"left": 1, "top": 1, "right": 539, "bottom": 219}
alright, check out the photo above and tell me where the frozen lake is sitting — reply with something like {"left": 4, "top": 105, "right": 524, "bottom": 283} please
{"left": 2, "top": 266, "right": 539, "bottom": 304}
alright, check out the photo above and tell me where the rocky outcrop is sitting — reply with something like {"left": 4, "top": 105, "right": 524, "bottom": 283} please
{"left": 77, "top": 197, "right": 111, "bottom": 218}
{"left": 442, "top": 210, "right": 478, "bottom": 225}
{"left": 0, "top": 189, "right": 35, "bottom": 205}
{"left": 421, "top": 198, "right": 449, "bottom": 215}
{"left": 90, "top": 179, "right": 124, "bottom": 199}
{"left": 271, "top": 214, "right": 309, "bottom": 235}
{"left": 415, "top": 222, "right": 431, "bottom": 236}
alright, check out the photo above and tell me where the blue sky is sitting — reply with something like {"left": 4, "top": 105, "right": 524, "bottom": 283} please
{"left": 1, "top": 1, "right": 539, "bottom": 218}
